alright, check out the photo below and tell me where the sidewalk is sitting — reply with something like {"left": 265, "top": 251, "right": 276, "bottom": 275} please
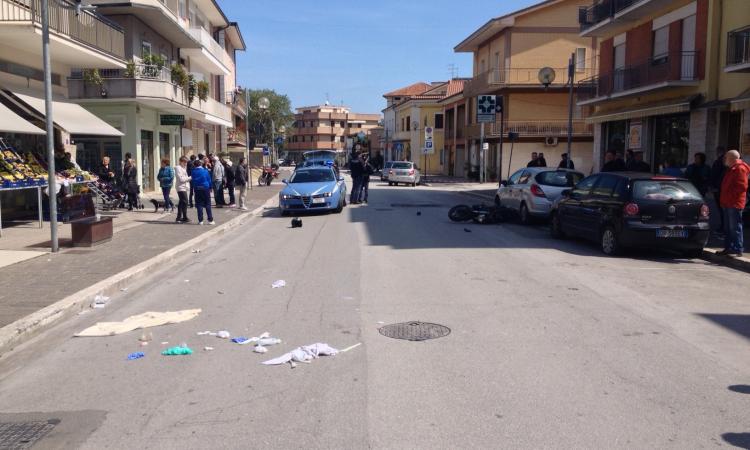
{"left": 0, "top": 183, "right": 283, "bottom": 329}
{"left": 702, "top": 225, "right": 750, "bottom": 272}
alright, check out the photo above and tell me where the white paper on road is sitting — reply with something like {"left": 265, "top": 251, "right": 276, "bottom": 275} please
{"left": 75, "top": 309, "right": 202, "bottom": 337}
{"left": 271, "top": 280, "right": 286, "bottom": 288}
{"left": 262, "top": 343, "right": 339, "bottom": 366}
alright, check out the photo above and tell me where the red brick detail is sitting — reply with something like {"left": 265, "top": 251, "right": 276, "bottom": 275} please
{"left": 695, "top": 0, "right": 708, "bottom": 79}
{"left": 668, "top": 20, "right": 683, "bottom": 81}
{"left": 626, "top": 21, "right": 652, "bottom": 66}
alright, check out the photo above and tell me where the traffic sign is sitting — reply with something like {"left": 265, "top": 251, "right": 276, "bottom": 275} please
{"left": 476, "top": 95, "right": 497, "bottom": 123}
{"left": 495, "top": 95, "right": 504, "bottom": 114}
{"left": 275, "top": 136, "right": 284, "bottom": 146}
{"left": 394, "top": 142, "right": 403, "bottom": 152}
{"left": 262, "top": 146, "right": 270, "bottom": 156}
{"left": 422, "top": 140, "right": 434, "bottom": 155}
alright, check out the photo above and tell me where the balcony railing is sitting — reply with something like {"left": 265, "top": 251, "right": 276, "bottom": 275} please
{"left": 578, "top": 51, "right": 699, "bottom": 102}
{"left": 0, "top": 0, "right": 125, "bottom": 59}
{"left": 225, "top": 90, "right": 247, "bottom": 112}
{"left": 465, "top": 66, "right": 594, "bottom": 95}
{"left": 466, "top": 120, "right": 593, "bottom": 139}
{"left": 727, "top": 27, "right": 750, "bottom": 68}
{"left": 578, "top": 0, "right": 639, "bottom": 32}
{"left": 227, "top": 127, "right": 246, "bottom": 144}
{"left": 188, "top": 27, "right": 233, "bottom": 71}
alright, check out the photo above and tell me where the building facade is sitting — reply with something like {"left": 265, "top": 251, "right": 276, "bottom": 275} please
{"left": 66, "top": 0, "right": 245, "bottom": 191}
{"left": 455, "top": 0, "right": 597, "bottom": 180}
{"left": 286, "top": 104, "right": 380, "bottom": 162}
{"left": 381, "top": 82, "right": 432, "bottom": 162}
{"left": 578, "top": 0, "right": 750, "bottom": 171}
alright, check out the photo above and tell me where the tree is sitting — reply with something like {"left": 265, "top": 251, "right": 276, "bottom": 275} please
{"left": 243, "top": 88, "right": 293, "bottom": 148}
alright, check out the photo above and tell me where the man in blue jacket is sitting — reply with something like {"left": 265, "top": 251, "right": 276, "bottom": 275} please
{"left": 191, "top": 160, "right": 215, "bottom": 225}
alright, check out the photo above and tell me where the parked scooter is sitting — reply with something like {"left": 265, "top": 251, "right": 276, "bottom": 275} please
{"left": 448, "top": 204, "right": 505, "bottom": 224}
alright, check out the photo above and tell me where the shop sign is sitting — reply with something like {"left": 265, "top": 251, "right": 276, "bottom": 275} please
{"left": 628, "top": 121, "right": 642, "bottom": 149}
{"left": 160, "top": 115, "right": 185, "bottom": 126}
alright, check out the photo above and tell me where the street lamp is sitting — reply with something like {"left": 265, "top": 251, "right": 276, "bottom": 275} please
{"left": 42, "top": 0, "right": 97, "bottom": 252}
{"left": 258, "top": 96, "right": 270, "bottom": 164}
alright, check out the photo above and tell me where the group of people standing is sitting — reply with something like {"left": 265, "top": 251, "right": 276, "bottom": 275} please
{"left": 348, "top": 144, "right": 375, "bottom": 205}
{"left": 99, "top": 153, "right": 250, "bottom": 225}
{"left": 527, "top": 152, "right": 576, "bottom": 170}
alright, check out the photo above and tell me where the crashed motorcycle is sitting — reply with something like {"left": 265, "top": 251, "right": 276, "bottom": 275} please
{"left": 258, "top": 165, "right": 279, "bottom": 186}
{"left": 448, "top": 203, "right": 505, "bottom": 224}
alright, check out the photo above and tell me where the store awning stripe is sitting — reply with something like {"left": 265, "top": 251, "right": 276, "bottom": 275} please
{"left": 13, "top": 93, "right": 123, "bottom": 137}
{"left": 0, "top": 102, "right": 44, "bottom": 135}
{"left": 586, "top": 101, "right": 691, "bottom": 124}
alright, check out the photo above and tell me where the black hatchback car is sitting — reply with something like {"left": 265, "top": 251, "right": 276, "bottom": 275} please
{"left": 550, "top": 172, "right": 710, "bottom": 256}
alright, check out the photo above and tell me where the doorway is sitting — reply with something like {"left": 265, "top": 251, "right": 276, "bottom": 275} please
{"left": 141, "top": 130, "right": 154, "bottom": 191}
{"left": 159, "top": 132, "right": 170, "bottom": 164}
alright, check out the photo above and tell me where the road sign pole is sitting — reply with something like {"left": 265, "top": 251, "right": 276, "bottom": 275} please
{"left": 567, "top": 52, "right": 575, "bottom": 169}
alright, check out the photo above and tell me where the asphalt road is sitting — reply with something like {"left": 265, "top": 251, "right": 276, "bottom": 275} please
{"left": 1, "top": 180, "right": 749, "bottom": 449}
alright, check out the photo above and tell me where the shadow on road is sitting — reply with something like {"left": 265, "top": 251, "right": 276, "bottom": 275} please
{"left": 728, "top": 385, "right": 750, "bottom": 394}
{"left": 721, "top": 432, "right": 750, "bottom": 449}
{"left": 695, "top": 314, "right": 750, "bottom": 341}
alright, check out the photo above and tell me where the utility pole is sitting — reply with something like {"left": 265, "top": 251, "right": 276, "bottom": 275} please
{"left": 566, "top": 52, "right": 575, "bottom": 169}
{"left": 245, "top": 88, "right": 252, "bottom": 191}
{"left": 41, "top": 0, "right": 58, "bottom": 252}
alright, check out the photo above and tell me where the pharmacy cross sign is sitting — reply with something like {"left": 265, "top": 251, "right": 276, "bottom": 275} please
{"left": 476, "top": 95, "right": 497, "bottom": 123}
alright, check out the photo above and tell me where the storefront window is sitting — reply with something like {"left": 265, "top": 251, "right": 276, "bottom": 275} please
{"left": 604, "top": 120, "right": 627, "bottom": 157}
{"left": 653, "top": 114, "right": 689, "bottom": 173}
{"left": 141, "top": 130, "right": 154, "bottom": 191}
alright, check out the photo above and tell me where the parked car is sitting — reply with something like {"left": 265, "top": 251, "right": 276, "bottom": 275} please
{"left": 496, "top": 168, "right": 584, "bottom": 224}
{"left": 550, "top": 172, "right": 710, "bottom": 257}
{"left": 381, "top": 161, "right": 394, "bottom": 181}
{"left": 387, "top": 162, "right": 421, "bottom": 186}
{"left": 279, "top": 166, "right": 347, "bottom": 215}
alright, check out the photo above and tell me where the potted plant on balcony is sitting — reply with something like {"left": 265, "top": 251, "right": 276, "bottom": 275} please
{"left": 196, "top": 80, "right": 209, "bottom": 102}
{"left": 187, "top": 74, "right": 197, "bottom": 104}
{"left": 124, "top": 60, "right": 136, "bottom": 78}
{"left": 82, "top": 69, "right": 103, "bottom": 97}
{"left": 142, "top": 54, "right": 165, "bottom": 79}
{"left": 170, "top": 63, "right": 189, "bottom": 88}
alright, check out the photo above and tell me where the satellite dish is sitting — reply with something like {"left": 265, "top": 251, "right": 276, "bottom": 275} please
{"left": 538, "top": 67, "right": 557, "bottom": 87}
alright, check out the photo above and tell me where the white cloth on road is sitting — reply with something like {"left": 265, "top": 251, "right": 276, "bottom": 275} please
{"left": 75, "top": 309, "right": 202, "bottom": 337}
{"left": 262, "top": 343, "right": 338, "bottom": 366}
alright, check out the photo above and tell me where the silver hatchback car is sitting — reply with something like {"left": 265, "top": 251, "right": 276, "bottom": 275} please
{"left": 496, "top": 167, "right": 584, "bottom": 224}
{"left": 387, "top": 161, "right": 421, "bottom": 186}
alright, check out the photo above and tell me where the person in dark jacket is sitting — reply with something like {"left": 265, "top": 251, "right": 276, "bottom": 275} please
{"left": 123, "top": 157, "right": 139, "bottom": 210}
{"left": 685, "top": 152, "right": 711, "bottom": 196}
{"left": 710, "top": 146, "right": 727, "bottom": 232}
{"left": 558, "top": 153, "right": 574, "bottom": 169}
{"left": 157, "top": 158, "right": 175, "bottom": 212}
{"left": 224, "top": 159, "right": 236, "bottom": 207}
{"left": 235, "top": 157, "right": 248, "bottom": 210}
{"left": 537, "top": 152, "right": 548, "bottom": 167}
{"left": 601, "top": 151, "right": 626, "bottom": 172}
{"left": 349, "top": 147, "right": 364, "bottom": 204}
{"left": 527, "top": 152, "right": 540, "bottom": 167}
{"left": 187, "top": 154, "right": 196, "bottom": 208}
{"left": 625, "top": 150, "right": 651, "bottom": 172}
{"left": 97, "top": 156, "right": 115, "bottom": 183}
{"left": 360, "top": 153, "right": 374, "bottom": 203}
{"left": 191, "top": 159, "right": 214, "bottom": 225}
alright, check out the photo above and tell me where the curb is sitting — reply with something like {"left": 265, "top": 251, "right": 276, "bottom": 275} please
{"left": 700, "top": 248, "right": 750, "bottom": 273}
{"left": 0, "top": 197, "right": 277, "bottom": 358}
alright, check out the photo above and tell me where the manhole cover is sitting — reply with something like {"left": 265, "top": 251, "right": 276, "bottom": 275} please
{"left": 390, "top": 203, "right": 444, "bottom": 208}
{"left": 378, "top": 321, "right": 451, "bottom": 341}
{"left": 0, "top": 420, "right": 58, "bottom": 449}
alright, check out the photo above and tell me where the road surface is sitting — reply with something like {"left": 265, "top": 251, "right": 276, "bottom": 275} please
{"left": 1, "top": 180, "right": 749, "bottom": 449}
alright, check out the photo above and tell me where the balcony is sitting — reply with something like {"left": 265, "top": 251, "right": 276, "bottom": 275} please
{"left": 68, "top": 64, "right": 231, "bottom": 125}
{"left": 181, "top": 27, "right": 232, "bottom": 76}
{"left": 0, "top": 0, "right": 125, "bottom": 68}
{"left": 465, "top": 120, "right": 593, "bottom": 139}
{"left": 225, "top": 90, "right": 247, "bottom": 117}
{"left": 577, "top": 51, "right": 699, "bottom": 105}
{"left": 579, "top": 0, "right": 677, "bottom": 37}
{"left": 227, "top": 127, "right": 246, "bottom": 145}
{"left": 464, "top": 67, "right": 595, "bottom": 97}
{"left": 90, "top": 0, "right": 196, "bottom": 48}
{"left": 726, "top": 27, "right": 750, "bottom": 73}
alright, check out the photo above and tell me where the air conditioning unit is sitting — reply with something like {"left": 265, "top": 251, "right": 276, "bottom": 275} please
{"left": 544, "top": 136, "right": 558, "bottom": 147}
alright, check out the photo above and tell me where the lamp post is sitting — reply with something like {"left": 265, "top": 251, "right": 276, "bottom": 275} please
{"left": 258, "top": 96, "right": 270, "bottom": 166}
{"left": 243, "top": 87, "right": 252, "bottom": 191}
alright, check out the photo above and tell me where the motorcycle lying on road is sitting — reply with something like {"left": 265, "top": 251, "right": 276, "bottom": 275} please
{"left": 448, "top": 204, "right": 505, "bottom": 224}
{"left": 258, "top": 165, "right": 279, "bottom": 186}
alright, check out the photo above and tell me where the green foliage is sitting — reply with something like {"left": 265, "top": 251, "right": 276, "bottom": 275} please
{"left": 142, "top": 53, "right": 165, "bottom": 68}
{"left": 196, "top": 80, "right": 209, "bottom": 102}
{"left": 170, "top": 63, "right": 189, "bottom": 87}
{"left": 83, "top": 69, "right": 102, "bottom": 86}
{"left": 187, "top": 74, "right": 197, "bottom": 104}
{"left": 242, "top": 88, "right": 294, "bottom": 146}
{"left": 124, "top": 60, "right": 136, "bottom": 78}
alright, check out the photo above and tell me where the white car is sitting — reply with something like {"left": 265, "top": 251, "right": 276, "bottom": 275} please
{"left": 496, "top": 167, "right": 583, "bottom": 224}
{"left": 387, "top": 162, "right": 421, "bottom": 186}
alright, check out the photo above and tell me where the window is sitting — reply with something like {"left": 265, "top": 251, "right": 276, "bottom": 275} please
{"left": 330, "top": 121, "right": 335, "bottom": 127}
{"left": 401, "top": 118, "right": 405, "bottom": 131}
{"left": 434, "top": 113, "right": 444, "bottom": 129}
{"left": 592, "top": 175, "right": 619, "bottom": 197}
{"left": 536, "top": 171, "right": 582, "bottom": 187}
{"left": 480, "top": 59, "right": 485, "bottom": 73}
{"left": 406, "top": 117, "right": 410, "bottom": 131}
{"left": 507, "top": 169, "right": 524, "bottom": 185}
{"left": 141, "top": 41, "right": 152, "bottom": 58}
{"left": 330, "top": 135, "right": 335, "bottom": 142}
{"left": 424, "top": 116, "right": 427, "bottom": 127}
{"left": 575, "top": 48, "right": 586, "bottom": 72}
{"left": 494, "top": 52, "right": 500, "bottom": 70}
{"left": 652, "top": 26, "right": 669, "bottom": 62}
{"left": 518, "top": 170, "right": 532, "bottom": 185}
{"left": 178, "top": 0, "right": 187, "bottom": 18}
{"left": 340, "top": 121, "right": 345, "bottom": 128}
{"left": 572, "top": 175, "right": 599, "bottom": 197}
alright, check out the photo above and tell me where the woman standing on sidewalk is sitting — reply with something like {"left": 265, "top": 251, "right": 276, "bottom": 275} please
{"left": 191, "top": 160, "right": 215, "bottom": 225}
{"left": 123, "top": 157, "right": 139, "bottom": 211}
{"left": 175, "top": 156, "right": 191, "bottom": 223}
{"left": 157, "top": 158, "right": 175, "bottom": 212}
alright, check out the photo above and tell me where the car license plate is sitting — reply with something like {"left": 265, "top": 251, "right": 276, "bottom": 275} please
{"left": 398, "top": 171, "right": 408, "bottom": 176}
{"left": 312, "top": 198, "right": 325, "bottom": 204}
{"left": 656, "top": 229, "right": 688, "bottom": 238}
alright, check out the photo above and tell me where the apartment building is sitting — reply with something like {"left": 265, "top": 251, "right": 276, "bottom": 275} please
{"left": 578, "top": 0, "right": 750, "bottom": 171}
{"left": 0, "top": 0, "right": 125, "bottom": 164}
{"left": 65, "top": 0, "right": 245, "bottom": 191}
{"left": 286, "top": 104, "right": 380, "bottom": 161}
{"left": 440, "top": 80, "right": 469, "bottom": 177}
{"left": 381, "top": 82, "right": 432, "bottom": 161}
{"left": 455, "top": 0, "right": 597, "bottom": 180}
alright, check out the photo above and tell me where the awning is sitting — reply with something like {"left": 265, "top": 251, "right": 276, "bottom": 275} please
{"left": 204, "top": 114, "right": 233, "bottom": 128}
{"left": 586, "top": 97, "right": 695, "bottom": 124}
{"left": 730, "top": 89, "right": 750, "bottom": 112}
{"left": 0, "top": 102, "right": 44, "bottom": 134}
{"left": 12, "top": 93, "right": 123, "bottom": 136}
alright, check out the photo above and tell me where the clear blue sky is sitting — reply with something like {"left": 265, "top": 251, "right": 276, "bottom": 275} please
{"left": 220, "top": 0, "right": 538, "bottom": 114}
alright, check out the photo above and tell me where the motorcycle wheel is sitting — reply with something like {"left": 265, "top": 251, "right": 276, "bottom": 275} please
{"left": 448, "top": 205, "right": 473, "bottom": 222}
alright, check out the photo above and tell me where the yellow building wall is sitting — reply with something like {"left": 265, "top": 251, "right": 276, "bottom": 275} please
{"left": 500, "top": 141, "right": 594, "bottom": 179}
{"left": 507, "top": 93, "right": 574, "bottom": 121}
{"left": 510, "top": 33, "right": 595, "bottom": 74}
{"left": 474, "top": 34, "right": 506, "bottom": 75}
{"left": 717, "top": 0, "right": 750, "bottom": 100}
{"left": 513, "top": 0, "right": 589, "bottom": 27}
